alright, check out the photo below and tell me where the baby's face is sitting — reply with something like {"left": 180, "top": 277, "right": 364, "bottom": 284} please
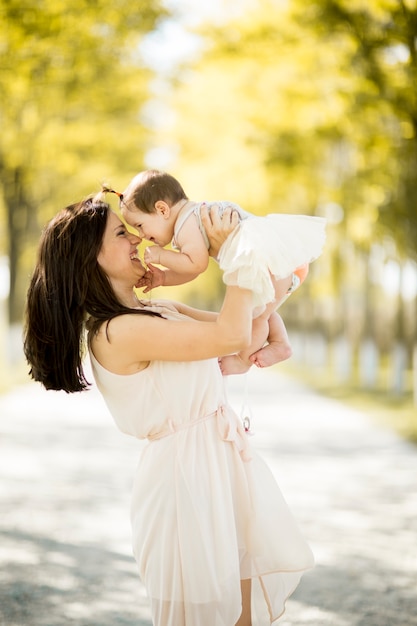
{"left": 121, "top": 206, "right": 173, "bottom": 247}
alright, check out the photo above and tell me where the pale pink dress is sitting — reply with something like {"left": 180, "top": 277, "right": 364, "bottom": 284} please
{"left": 90, "top": 303, "right": 314, "bottom": 625}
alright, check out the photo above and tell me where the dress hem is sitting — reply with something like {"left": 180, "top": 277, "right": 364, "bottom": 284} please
{"left": 247, "top": 562, "right": 314, "bottom": 624}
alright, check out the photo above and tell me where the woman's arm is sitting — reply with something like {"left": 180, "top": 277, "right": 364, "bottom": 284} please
{"left": 170, "top": 300, "right": 218, "bottom": 322}
{"left": 91, "top": 285, "right": 252, "bottom": 373}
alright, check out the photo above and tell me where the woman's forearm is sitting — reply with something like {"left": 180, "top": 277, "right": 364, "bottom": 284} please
{"left": 95, "top": 286, "right": 253, "bottom": 367}
{"left": 216, "top": 286, "right": 252, "bottom": 351}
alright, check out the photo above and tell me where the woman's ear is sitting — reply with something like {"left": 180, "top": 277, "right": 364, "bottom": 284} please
{"left": 154, "top": 200, "right": 171, "bottom": 218}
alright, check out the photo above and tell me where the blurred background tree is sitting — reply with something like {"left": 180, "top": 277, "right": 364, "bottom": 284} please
{"left": 146, "top": 0, "right": 417, "bottom": 406}
{"left": 0, "top": 0, "right": 167, "bottom": 326}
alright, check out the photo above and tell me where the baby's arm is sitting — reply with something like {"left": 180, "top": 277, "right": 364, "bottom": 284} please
{"left": 145, "top": 215, "right": 209, "bottom": 287}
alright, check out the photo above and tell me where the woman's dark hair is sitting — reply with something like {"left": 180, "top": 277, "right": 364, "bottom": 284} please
{"left": 23, "top": 197, "right": 159, "bottom": 393}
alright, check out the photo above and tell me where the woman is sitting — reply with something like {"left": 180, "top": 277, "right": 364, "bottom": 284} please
{"left": 24, "top": 196, "right": 314, "bottom": 626}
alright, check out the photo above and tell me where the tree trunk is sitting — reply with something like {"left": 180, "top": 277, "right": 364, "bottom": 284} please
{"left": 1, "top": 164, "right": 36, "bottom": 325}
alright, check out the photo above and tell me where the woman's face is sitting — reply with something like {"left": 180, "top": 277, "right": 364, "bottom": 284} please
{"left": 97, "top": 211, "right": 145, "bottom": 288}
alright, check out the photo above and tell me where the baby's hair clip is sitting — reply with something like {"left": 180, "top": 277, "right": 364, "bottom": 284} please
{"left": 102, "top": 186, "right": 124, "bottom": 205}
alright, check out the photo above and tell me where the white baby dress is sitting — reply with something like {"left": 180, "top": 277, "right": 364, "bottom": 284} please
{"left": 90, "top": 303, "right": 314, "bottom": 626}
{"left": 173, "top": 201, "right": 327, "bottom": 311}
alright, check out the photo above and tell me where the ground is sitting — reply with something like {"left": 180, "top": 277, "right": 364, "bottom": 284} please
{"left": 1, "top": 366, "right": 416, "bottom": 626}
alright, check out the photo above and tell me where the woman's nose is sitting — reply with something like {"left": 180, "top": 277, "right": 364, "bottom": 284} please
{"left": 129, "top": 232, "right": 142, "bottom": 244}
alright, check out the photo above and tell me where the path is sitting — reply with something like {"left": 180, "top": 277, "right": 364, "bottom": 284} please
{"left": 1, "top": 366, "right": 416, "bottom": 626}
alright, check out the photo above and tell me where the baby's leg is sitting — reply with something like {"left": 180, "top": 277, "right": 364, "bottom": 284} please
{"left": 275, "top": 263, "right": 309, "bottom": 306}
{"left": 219, "top": 274, "right": 294, "bottom": 375}
{"left": 248, "top": 266, "right": 310, "bottom": 368}
{"left": 249, "top": 311, "right": 292, "bottom": 368}
{"left": 219, "top": 309, "right": 271, "bottom": 375}
{"left": 249, "top": 265, "right": 309, "bottom": 368}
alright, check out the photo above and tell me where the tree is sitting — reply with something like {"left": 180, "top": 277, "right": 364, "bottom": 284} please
{"left": 291, "top": 0, "right": 417, "bottom": 257}
{"left": 147, "top": 0, "right": 416, "bottom": 345}
{"left": 292, "top": 0, "right": 417, "bottom": 359}
{"left": 0, "top": 0, "right": 167, "bottom": 323}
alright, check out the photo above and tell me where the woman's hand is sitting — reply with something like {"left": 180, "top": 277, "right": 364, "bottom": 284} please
{"left": 200, "top": 203, "right": 239, "bottom": 258}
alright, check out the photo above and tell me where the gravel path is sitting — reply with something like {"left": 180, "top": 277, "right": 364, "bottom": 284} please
{"left": 1, "top": 366, "right": 416, "bottom": 626}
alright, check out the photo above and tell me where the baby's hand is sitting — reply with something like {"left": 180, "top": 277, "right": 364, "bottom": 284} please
{"left": 144, "top": 245, "right": 162, "bottom": 265}
{"left": 135, "top": 270, "right": 154, "bottom": 293}
{"left": 135, "top": 263, "right": 165, "bottom": 292}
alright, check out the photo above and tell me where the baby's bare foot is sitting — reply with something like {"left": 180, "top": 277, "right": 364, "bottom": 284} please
{"left": 219, "top": 354, "right": 252, "bottom": 376}
{"left": 249, "top": 341, "right": 292, "bottom": 368}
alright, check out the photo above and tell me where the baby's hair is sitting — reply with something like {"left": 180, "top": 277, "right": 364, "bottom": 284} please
{"left": 122, "top": 170, "right": 188, "bottom": 214}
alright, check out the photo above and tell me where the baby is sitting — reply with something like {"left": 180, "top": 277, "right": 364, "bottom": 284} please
{"left": 107, "top": 170, "right": 325, "bottom": 375}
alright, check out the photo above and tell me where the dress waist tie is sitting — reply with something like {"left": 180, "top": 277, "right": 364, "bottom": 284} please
{"left": 147, "top": 405, "right": 252, "bottom": 462}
